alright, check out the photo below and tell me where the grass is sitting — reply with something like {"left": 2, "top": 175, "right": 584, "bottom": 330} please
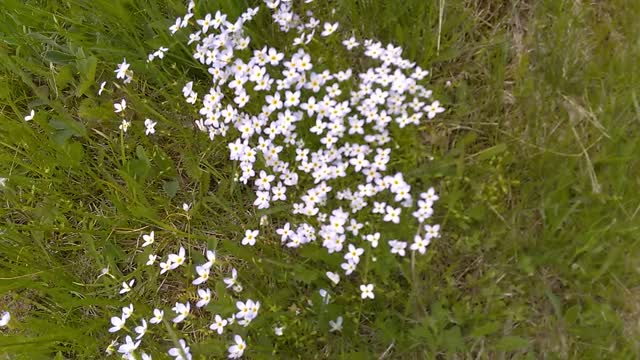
{"left": 0, "top": 0, "right": 639, "bottom": 358}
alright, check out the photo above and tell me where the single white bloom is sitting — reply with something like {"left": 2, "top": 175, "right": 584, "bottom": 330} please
{"left": 24, "top": 109, "right": 35, "bottom": 121}
{"left": 119, "top": 279, "right": 135, "bottom": 294}
{"left": 134, "top": 319, "right": 148, "bottom": 340}
{"left": 241, "top": 229, "right": 259, "bottom": 246}
{"left": 118, "top": 119, "right": 131, "bottom": 132}
{"left": 319, "top": 289, "right": 331, "bottom": 304}
{"left": 193, "top": 263, "right": 211, "bottom": 285}
{"left": 0, "top": 311, "right": 10, "bottom": 327}
{"left": 228, "top": 335, "right": 246, "bottom": 359}
{"left": 146, "top": 254, "right": 157, "bottom": 265}
{"left": 149, "top": 308, "right": 164, "bottom": 324}
{"left": 321, "top": 22, "right": 338, "bottom": 37}
{"left": 98, "top": 81, "right": 107, "bottom": 95}
{"left": 326, "top": 271, "right": 340, "bottom": 285}
{"left": 144, "top": 119, "right": 157, "bottom": 135}
{"left": 122, "top": 304, "right": 134, "bottom": 319}
{"left": 426, "top": 101, "right": 445, "bottom": 119}
{"left": 274, "top": 326, "right": 284, "bottom": 336}
{"left": 360, "top": 283, "right": 375, "bottom": 299}
{"left": 168, "top": 246, "right": 186, "bottom": 269}
{"left": 117, "top": 335, "right": 141, "bottom": 355}
{"left": 114, "top": 99, "right": 126, "bottom": 113}
{"left": 209, "top": 314, "right": 228, "bottom": 335}
{"left": 142, "top": 231, "right": 155, "bottom": 247}
{"left": 224, "top": 268, "right": 238, "bottom": 288}
{"left": 105, "top": 340, "right": 118, "bottom": 355}
{"left": 109, "top": 316, "right": 126, "bottom": 333}
{"left": 329, "top": 316, "right": 343, "bottom": 332}
{"left": 172, "top": 301, "right": 190, "bottom": 323}
{"left": 115, "top": 59, "right": 130, "bottom": 79}
{"left": 168, "top": 339, "right": 191, "bottom": 360}
{"left": 196, "top": 288, "right": 211, "bottom": 308}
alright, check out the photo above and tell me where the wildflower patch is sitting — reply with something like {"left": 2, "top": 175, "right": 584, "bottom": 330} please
{"left": 100, "top": 0, "right": 444, "bottom": 358}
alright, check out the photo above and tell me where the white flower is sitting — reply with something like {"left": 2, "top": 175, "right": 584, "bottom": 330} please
{"left": 0, "top": 311, "right": 10, "bottom": 327}
{"left": 197, "top": 13, "right": 213, "bottom": 33}
{"left": 321, "top": 22, "right": 338, "bottom": 37}
{"left": 109, "top": 316, "right": 126, "bottom": 333}
{"left": 119, "top": 279, "right": 134, "bottom": 294}
{"left": 150, "top": 308, "right": 164, "bottom": 324}
{"left": 340, "top": 261, "right": 356, "bottom": 275}
{"left": 410, "top": 234, "right": 430, "bottom": 254}
{"left": 365, "top": 233, "right": 380, "bottom": 248}
{"left": 329, "top": 316, "right": 343, "bottom": 332}
{"left": 160, "top": 260, "right": 172, "bottom": 274}
{"left": 342, "top": 36, "right": 360, "bottom": 50}
{"left": 206, "top": 249, "right": 216, "bottom": 266}
{"left": 182, "top": 203, "right": 191, "bottom": 212}
{"left": 142, "top": 231, "right": 155, "bottom": 247}
{"left": 144, "top": 119, "right": 157, "bottom": 135}
{"left": 193, "top": 263, "right": 211, "bottom": 285}
{"left": 360, "top": 284, "right": 375, "bottom": 299}
{"left": 105, "top": 340, "right": 117, "bottom": 355}
{"left": 118, "top": 119, "right": 131, "bottom": 132}
{"left": 115, "top": 59, "right": 130, "bottom": 79}
{"left": 426, "top": 101, "right": 445, "bottom": 119}
{"left": 235, "top": 300, "right": 251, "bottom": 320}
{"left": 98, "top": 81, "right": 107, "bottom": 95}
{"left": 424, "top": 224, "right": 441, "bottom": 239}
{"left": 241, "top": 229, "right": 259, "bottom": 246}
{"left": 114, "top": 99, "right": 126, "bottom": 113}
{"left": 383, "top": 206, "right": 401, "bottom": 224}
{"left": 146, "top": 254, "right": 158, "bottom": 265}
{"left": 319, "top": 289, "right": 331, "bottom": 304}
{"left": 228, "top": 335, "right": 247, "bottom": 359}
{"left": 388, "top": 240, "right": 407, "bottom": 256}
{"left": 420, "top": 187, "right": 439, "bottom": 204}
{"left": 196, "top": 288, "right": 211, "bottom": 308}
{"left": 209, "top": 314, "right": 228, "bottom": 335}
{"left": 326, "top": 271, "right": 340, "bottom": 285}
{"left": 24, "top": 109, "right": 35, "bottom": 121}
{"left": 274, "top": 326, "right": 284, "bottom": 336}
{"left": 168, "top": 339, "right": 192, "bottom": 360}
{"left": 168, "top": 246, "right": 186, "bottom": 269}
{"left": 224, "top": 268, "right": 238, "bottom": 288}
{"left": 344, "top": 244, "right": 364, "bottom": 264}
{"left": 134, "top": 319, "right": 147, "bottom": 340}
{"left": 172, "top": 302, "right": 190, "bottom": 323}
{"left": 122, "top": 304, "right": 134, "bottom": 319}
{"left": 117, "top": 335, "right": 141, "bottom": 356}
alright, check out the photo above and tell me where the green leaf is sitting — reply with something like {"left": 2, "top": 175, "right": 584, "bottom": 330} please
{"left": 292, "top": 264, "right": 319, "bottom": 284}
{"left": 136, "top": 145, "right": 150, "bottom": 163}
{"left": 44, "top": 50, "right": 75, "bottom": 64}
{"left": 441, "top": 326, "right": 464, "bottom": 351}
{"left": 163, "top": 179, "right": 179, "bottom": 198}
{"left": 495, "top": 336, "right": 529, "bottom": 351}
{"left": 65, "top": 141, "right": 84, "bottom": 166}
{"left": 76, "top": 55, "right": 97, "bottom": 97}
{"left": 475, "top": 143, "right": 508, "bottom": 161}
{"left": 471, "top": 321, "right": 501, "bottom": 337}
{"left": 127, "top": 159, "right": 150, "bottom": 179}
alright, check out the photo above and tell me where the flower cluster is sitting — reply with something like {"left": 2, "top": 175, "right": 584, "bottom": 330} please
{"left": 99, "top": 0, "right": 444, "bottom": 357}
{"left": 181, "top": 0, "right": 444, "bottom": 284}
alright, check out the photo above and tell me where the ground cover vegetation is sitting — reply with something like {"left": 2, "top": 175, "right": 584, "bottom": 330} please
{"left": 0, "top": 0, "right": 639, "bottom": 359}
